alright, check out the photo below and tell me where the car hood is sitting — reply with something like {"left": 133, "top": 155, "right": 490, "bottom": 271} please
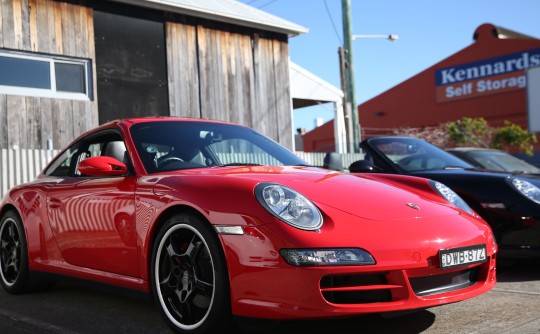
{"left": 157, "top": 166, "right": 463, "bottom": 221}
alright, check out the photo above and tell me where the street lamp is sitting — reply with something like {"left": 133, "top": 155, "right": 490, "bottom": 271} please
{"left": 339, "top": 33, "right": 398, "bottom": 153}
{"left": 353, "top": 34, "right": 399, "bottom": 41}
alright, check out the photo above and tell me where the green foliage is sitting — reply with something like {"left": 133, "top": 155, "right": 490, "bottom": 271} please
{"left": 446, "top": 117, "right": 491, "bottom": 147}
{"left": 492, "top": 121, "right": 537, "bottom": 156}
{"left": 446, "top": 117, "right": 537, "bottom": 156}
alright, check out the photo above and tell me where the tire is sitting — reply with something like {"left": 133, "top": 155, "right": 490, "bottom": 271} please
{"left": 151, "top": 213, "right": 232, "bottom": 334}
{"left": 0, "top": 211, "right": 32, "bottom": 294}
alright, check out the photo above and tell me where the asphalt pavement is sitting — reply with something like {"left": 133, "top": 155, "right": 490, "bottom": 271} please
{"left": 0, "top": 260, "right": 539, "bottom": 333}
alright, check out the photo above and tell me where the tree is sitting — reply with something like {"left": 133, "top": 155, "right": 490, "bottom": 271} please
{"left": 446, "top": 117, "right": 491, "bottom": 148}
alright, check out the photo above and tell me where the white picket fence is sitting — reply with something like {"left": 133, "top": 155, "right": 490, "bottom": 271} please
{"left": 0, "top": 149, "right": 60, "bottom": 198}
{"left": 0, "top": 149, "right": 363, "bottom": 199}
{"left": 295, "top": 152, "right": 364, "bottom": 168}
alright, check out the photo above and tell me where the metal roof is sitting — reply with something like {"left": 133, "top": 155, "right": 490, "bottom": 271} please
{"left": 290, "top": 62, "right": 343, "bottom": 108}
{"left": 290, "top": 62, "right": 347, "bottom": 153}
{"left": 110, "top": 0, "right": 308, "bottom": 37}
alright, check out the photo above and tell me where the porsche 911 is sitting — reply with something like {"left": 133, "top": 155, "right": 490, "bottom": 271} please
{"left": 0, "top": 118, "right": 496, "bottom": 333}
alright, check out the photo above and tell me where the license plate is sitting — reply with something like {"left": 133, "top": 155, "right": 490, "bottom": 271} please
{"left": 439, "top": 244, "right": 487, "bottom": 269}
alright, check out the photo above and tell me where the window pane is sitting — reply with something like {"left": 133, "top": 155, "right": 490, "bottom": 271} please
{"left": 0, "top": 56, "right": 51, "bottom": 89}
{"left": 55, "top": 62, "right": 85, "bottom": 93}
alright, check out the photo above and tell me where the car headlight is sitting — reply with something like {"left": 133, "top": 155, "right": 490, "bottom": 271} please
{"left": 255, "top": 183, "right": 323, "bottom": 230}
{"left": 508, "top": 177, "right": 540, "bottom": 204}
{"left": 429, "top": 180, "right": 475, "bottom": 215}
{"left": 280, "top": 248, "right": 375, "bottom": 266}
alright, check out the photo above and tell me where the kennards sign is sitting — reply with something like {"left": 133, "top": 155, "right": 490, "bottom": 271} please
{"left": 435, "top": 48, "right": 540, "bottom": 103}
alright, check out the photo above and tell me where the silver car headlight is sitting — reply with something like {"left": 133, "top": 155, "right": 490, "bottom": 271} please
{"left": 429, "top": 180, "right": 475, "bottom": 215}
{"left": 509, "top": 177, "right": 540, "bottom": 204}
{"left": 255, "top": 183, "right": 323, "bottom": 230}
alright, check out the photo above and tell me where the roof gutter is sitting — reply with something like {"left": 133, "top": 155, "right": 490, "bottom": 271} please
{"left": 108, "top": 0, "right": 308, "bottom": 37}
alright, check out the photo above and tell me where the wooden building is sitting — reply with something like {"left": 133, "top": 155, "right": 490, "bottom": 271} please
{"left": 0, "top": 0, "right": 306, "bottom": 150}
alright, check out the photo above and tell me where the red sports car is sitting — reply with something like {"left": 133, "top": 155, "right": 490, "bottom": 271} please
{"left": 1, "top": 118, "right": 496, "bottom": 333}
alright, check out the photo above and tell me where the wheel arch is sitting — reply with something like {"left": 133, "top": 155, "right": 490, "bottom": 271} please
{"left": 0, "top": 204, "right": 20, "bottom": 221}
{"left": 0, "top": 204, "right": 26, "bottom": 241}
{"left": 144, "top": 204, "right": 225, "bottom": 282}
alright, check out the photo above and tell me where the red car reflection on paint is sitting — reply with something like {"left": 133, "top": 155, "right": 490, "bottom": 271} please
{"left": 0, "top": 118, "right": 496, "bottom": 333}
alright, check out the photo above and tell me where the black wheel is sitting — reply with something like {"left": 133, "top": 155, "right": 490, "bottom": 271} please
{"left": 151, "top": 213, "right": 232, "bottom": 334}
{"left": 0, "top": 211, "right": 32, "bottom": 294}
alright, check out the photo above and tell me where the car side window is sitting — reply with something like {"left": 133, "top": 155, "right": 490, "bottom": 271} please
{"left": 45, "top": 131, "right": 129, "bottom": 177}
{"left": 45, "top": 145, "right": 80, "bottom": 177}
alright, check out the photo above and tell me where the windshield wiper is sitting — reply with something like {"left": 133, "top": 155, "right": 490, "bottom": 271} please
{"left": 441, "top": 165, "right": 466, "bottom": 170}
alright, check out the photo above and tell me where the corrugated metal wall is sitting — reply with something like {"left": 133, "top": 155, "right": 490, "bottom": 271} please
{"left": 0, "top": 148, "right": 59, "bottom": 197}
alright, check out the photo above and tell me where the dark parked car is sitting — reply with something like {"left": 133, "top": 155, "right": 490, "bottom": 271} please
{"left": 447, "top": 147, "right": 540, "bottom": 174}
{"left": 350, "top": 136, "right": 540, "bottom": 259}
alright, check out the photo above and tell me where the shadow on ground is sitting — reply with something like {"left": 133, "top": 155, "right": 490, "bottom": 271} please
{"left": 236, "top": 309, "right": 437, "bottom": 333}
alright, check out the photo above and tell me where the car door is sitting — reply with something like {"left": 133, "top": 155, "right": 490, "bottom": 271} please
{"left": 45, "top": 131, "right": 139, "bottom": 277}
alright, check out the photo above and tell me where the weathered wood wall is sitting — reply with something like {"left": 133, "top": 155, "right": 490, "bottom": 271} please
{"left": 0, "top": 1, "right": 293, "bottom": 150}
{"left": 0, "top": 0, "right": 98, "bottom": 150}
{"left": 167, "top": 20, "right": 293, "bottom": 148}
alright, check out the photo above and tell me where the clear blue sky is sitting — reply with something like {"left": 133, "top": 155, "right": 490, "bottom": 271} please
{"left": 238, "top": 0, "right": 540, "bottom": 131}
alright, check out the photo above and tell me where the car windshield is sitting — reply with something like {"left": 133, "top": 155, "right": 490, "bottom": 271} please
{"left": 368, "top": 137, "right": 472, "bottom": 172}
{"left": 466, "top": 150, "right": 540, "bottom": 173}
{"left": 129, "top": 121, "right": 307, "bottom": 173}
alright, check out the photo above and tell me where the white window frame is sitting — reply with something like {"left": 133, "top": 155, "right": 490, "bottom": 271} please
{"left": 0, "top": 50, "right": 92, "bottom": 101}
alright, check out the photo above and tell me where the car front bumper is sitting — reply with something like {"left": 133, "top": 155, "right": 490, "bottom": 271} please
{"left": 219, "top": 223, "right": 497, "bottom": 319}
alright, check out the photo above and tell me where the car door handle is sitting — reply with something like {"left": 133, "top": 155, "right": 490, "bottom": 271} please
{"left": 48, "top": 197, "right": 62, "bottom": 209}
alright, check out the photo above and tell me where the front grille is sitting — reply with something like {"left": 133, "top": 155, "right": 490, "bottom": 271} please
{"left": 409, "top": 268, "right": 480, "bottom": 296}
{"left": 320, "top": 273, "right": 393, "bottom": 304}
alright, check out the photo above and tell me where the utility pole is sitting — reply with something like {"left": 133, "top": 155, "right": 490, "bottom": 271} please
{"left": 341, "top": 0, "right": 360, "bottom": 152}
{"left": 338, "top": 47, "right": 354, "bottom": 153}
{"left": 339, "top": 1, "right": 398, "bottom": 152}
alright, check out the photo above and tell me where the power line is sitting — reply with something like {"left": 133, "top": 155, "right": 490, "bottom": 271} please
{"left": 243, "top": 0, "right": 278, "bottom": 9}
{"left": 324, "top": 0, "right": 343, "bottom": 45}
{"left": 258, "top": 0, "right": 278, "bottom": 9}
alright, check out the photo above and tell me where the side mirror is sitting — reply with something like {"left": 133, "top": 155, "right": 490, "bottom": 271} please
{"left": 78, "top": 156, "right": 128, "bottom": 176}
{"left": 349, "top": 160, "right": 382, "bottom": 173}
